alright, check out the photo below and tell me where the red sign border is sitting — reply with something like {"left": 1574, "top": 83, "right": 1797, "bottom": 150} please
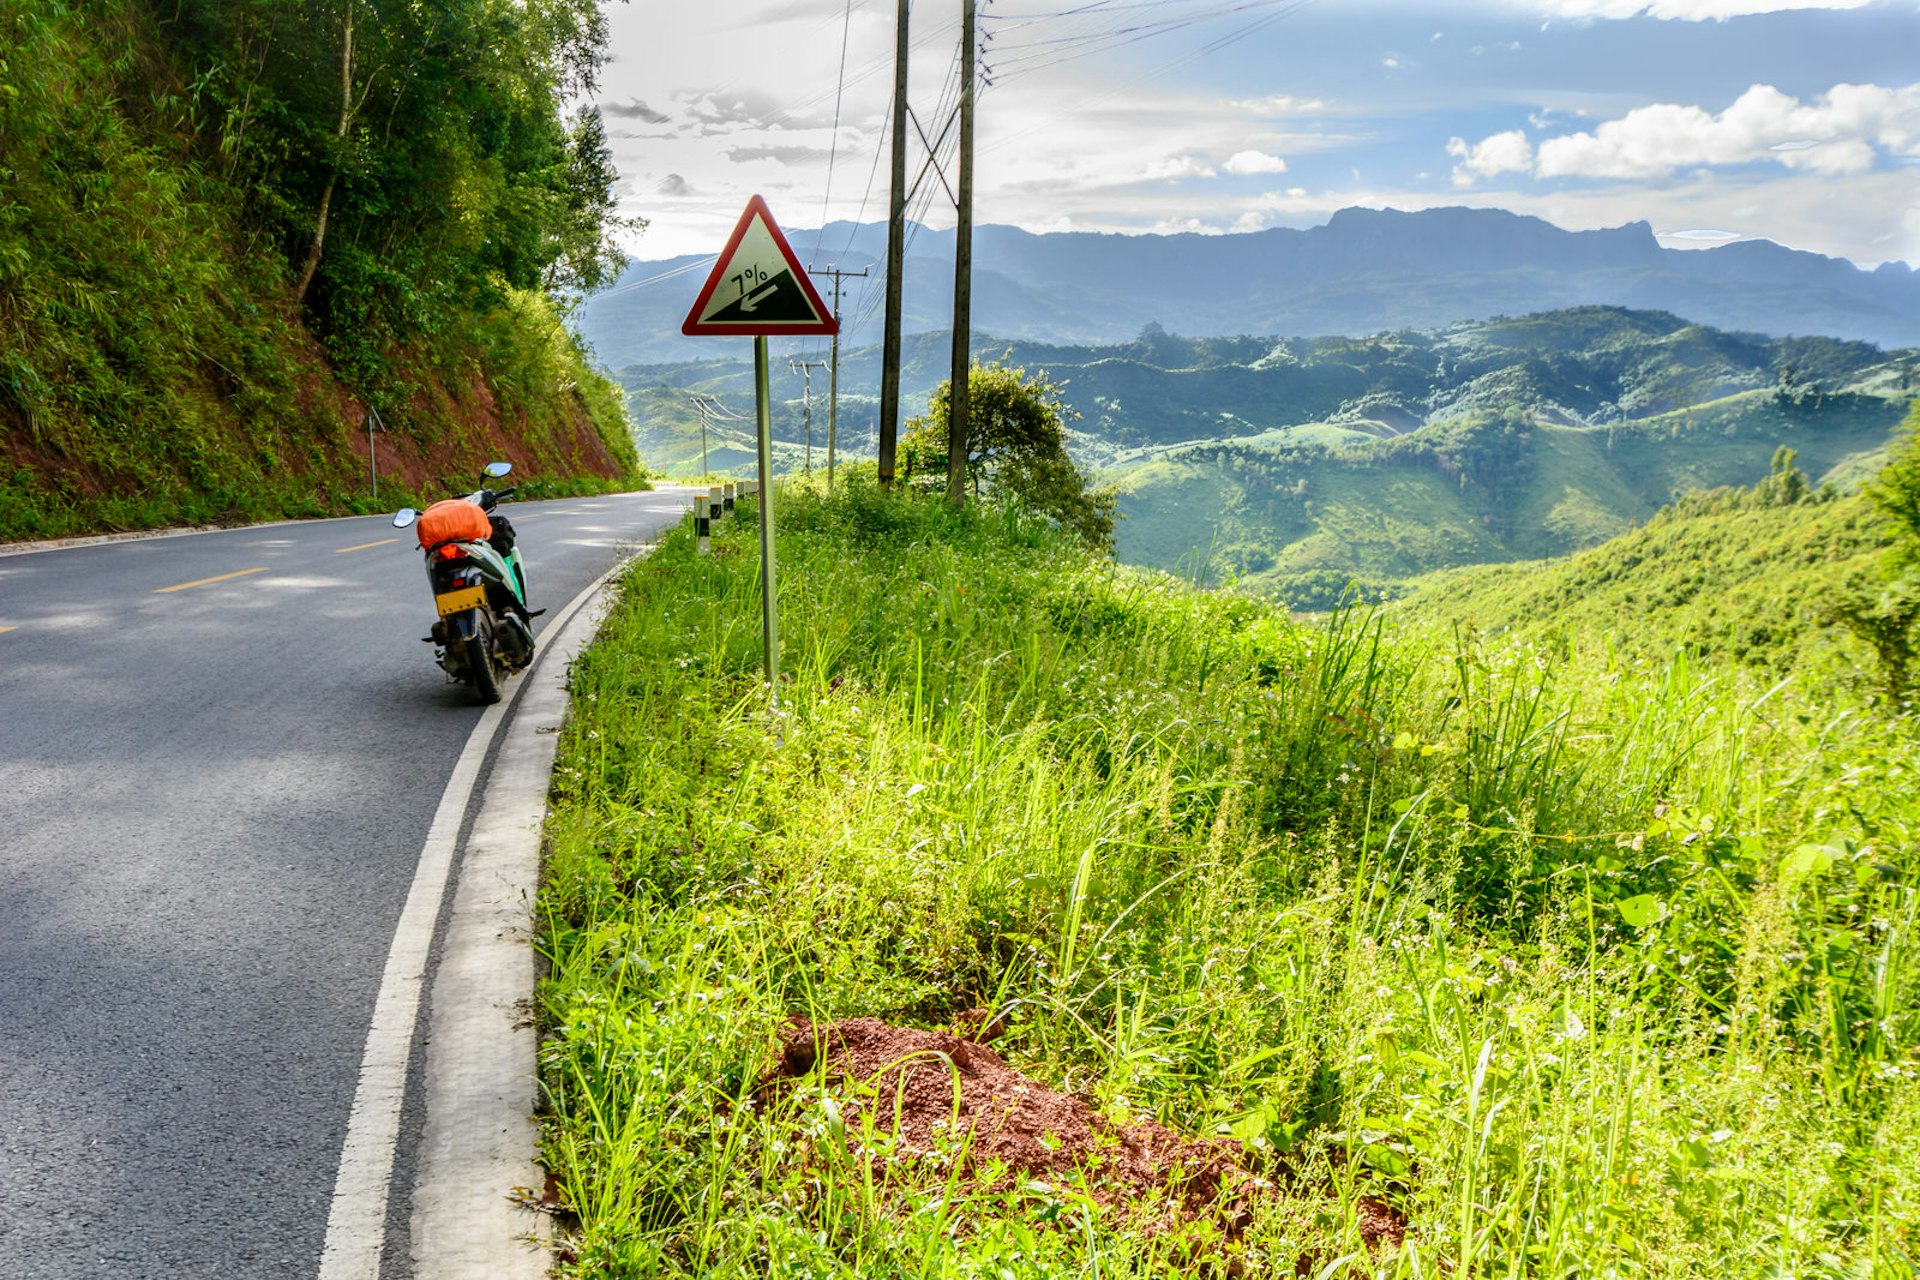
{"left": 681, "top": 194, "right": 840, "bottom": 337}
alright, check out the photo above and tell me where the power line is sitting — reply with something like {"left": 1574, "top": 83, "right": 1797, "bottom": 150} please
{"left": 841, "top": 38, "right": 962, "bottom": 342}
{"left": 812, "top": 0, "right": 859, "bottom": 266}
{"left": 980, "top": 0, "right": 1313, "bottom": 151}
{"left": 983, "top": 0, "right": 1305, "bottom": 78}
{"left": 587, "top": 256, "right": 708, "bottom": 302}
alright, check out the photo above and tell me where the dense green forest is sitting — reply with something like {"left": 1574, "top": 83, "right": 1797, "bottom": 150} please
{"left": 0, "top": 0, "right": 641, "bottom": 540}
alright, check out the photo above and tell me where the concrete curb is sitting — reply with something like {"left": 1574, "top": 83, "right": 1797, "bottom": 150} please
{"left": 408, "top": 551, "right": 642, "bottom": 1278}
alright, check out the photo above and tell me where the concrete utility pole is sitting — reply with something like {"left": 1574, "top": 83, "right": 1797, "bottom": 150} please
{"left": 689, "top": 394, "right": 712, "bottom": 481}
{"left": 788, "top": 355, "right": 829, "bottom": 473}
{"left": 878, "top": 0, "right": 909, "bottom": 488}
{"left": 947, "top": 0, "right": 977, "bottom": 509}
{"left": 808, "top": 264, "right": 869, "bottom": 489}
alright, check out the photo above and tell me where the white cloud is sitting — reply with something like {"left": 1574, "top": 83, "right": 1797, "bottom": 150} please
{"left": 1447, "top": 129, "right": 1535, "bottom": 185}
{"left": 1540, "top": 83, "right": 1918, "bottom": 177}
{"left": 1234, "top": 94, "right": 1326, "bottom": 116}
{"left": 1534, "top": 0, "right": 1871, "bottom": 19}
{"left": 1225, "top": 150, "right": 1289, "bottom": 176}
{"left": 1145, "top": 155, "right": 1219, "bottom": 182}
{"left": 1448, "top": 82, "right": 1920, "bottom": 186}
{"left": 1383, "top": 56, "right": 1401, "bottom": 69}
{"left": 1659, "top": 228, "right": 1744, "bottom": 243}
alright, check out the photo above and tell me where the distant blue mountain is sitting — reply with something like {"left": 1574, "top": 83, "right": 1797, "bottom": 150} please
{"left": 575, "top": 206, "right": 1920, "bottom": 369}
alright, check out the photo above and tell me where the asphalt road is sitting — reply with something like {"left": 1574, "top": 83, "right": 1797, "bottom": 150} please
{"left": 0, "top": 488, "right": 690, "bottom": 1278}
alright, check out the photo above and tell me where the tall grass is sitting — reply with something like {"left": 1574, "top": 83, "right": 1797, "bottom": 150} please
{"left": 538, "top": 477, "right": 1919, "bottom": 1276}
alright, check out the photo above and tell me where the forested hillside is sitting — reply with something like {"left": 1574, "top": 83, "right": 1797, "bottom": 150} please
{"left": 1118, "top": 386, "right": 1903, "bottom": 598}
{"left": 1400, "top": 399, "right": 1920, "bottom": 691}
{"left": 619, "top": 308, "right": 1915, "bottom": 596}
{"left": 0, "top": 0, "right": 640, "bottom": 541}
{"left": 1403, "top": 451, "right": 1889, "bottom": 671}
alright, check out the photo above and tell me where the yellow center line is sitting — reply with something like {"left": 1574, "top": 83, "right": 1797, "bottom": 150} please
{"left": 337, "top": 538, "right": 402, "bottom": 553}
{"left": 0, "top": 626, "right": 15, "bottom": 634}
{"left": 154, "top": 567, "right": 268, "bottom": 594}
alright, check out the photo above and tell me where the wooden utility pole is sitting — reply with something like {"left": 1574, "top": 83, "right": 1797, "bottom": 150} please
{"left": 878, "top": 0, "right": 909, "bottom": 488}
{"left": 947, "top": 0, "right": 977, "bottom": 508}
{"left": 808, "top": 264, "right": 869, "bottom": 489}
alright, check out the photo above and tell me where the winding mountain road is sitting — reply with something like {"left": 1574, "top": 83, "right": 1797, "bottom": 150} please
{"left": 0, "top": 488, "right": 690, "bottom": 1278}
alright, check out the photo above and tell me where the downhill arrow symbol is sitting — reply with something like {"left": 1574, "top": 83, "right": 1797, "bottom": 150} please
{"left": 740, "top": 281, "right": 779, "bottom": 313}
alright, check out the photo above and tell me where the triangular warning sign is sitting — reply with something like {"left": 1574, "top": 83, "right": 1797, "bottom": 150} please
{"left": 683, "top": 195, "right": 839, "bottom": 337}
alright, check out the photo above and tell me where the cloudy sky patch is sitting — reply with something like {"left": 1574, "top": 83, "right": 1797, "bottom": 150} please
{"left": 591, "top": 0, "right": 1920, "bottom": 266}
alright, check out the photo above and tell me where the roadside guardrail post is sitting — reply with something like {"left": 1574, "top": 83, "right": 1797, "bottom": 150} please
{"left": 695, "top": 492, "right": 711, "bottom": 555}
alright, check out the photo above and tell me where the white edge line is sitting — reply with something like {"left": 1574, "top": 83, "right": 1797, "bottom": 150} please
{"left": 316, "top": 548, "right": 647, "bottom": 1280}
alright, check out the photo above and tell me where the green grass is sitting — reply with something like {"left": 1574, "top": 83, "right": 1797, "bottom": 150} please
{"left": 1403, "top": 482, "right": 1891, "bottom": 676}
{"left": 536, "top": 479, "right": 1920, "bottom": 1276}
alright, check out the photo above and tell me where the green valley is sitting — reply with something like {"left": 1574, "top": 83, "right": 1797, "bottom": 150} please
{"left": 616, "top": 307, "right": 1916, "bottom": 601}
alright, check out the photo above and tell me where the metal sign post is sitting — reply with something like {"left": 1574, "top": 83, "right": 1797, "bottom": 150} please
{"left": 682, "top": 195, "right": 838, "bottom": 709}
{"left": 753, "top": 337, "right": 780, "bottom": 706}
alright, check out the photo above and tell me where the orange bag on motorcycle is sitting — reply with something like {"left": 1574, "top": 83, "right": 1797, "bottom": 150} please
{"left": 416, "top": 499, "right": 494, "bottom": 549}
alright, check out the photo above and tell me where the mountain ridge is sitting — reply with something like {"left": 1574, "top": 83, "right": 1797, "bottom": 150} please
{"left": 576, "top": 206, "right": 1920, "bottom": 370}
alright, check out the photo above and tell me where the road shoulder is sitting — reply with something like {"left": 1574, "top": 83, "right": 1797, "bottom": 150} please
{"left": 407, "top": 555, "right": 637, "bottom": 1278}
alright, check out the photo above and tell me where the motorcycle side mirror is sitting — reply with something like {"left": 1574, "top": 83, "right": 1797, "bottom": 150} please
{"left": 392, "top": 508, "right": 419, "bottom": 529}
{"left": 483, "top": 462, "right": 512, "bottom": 479}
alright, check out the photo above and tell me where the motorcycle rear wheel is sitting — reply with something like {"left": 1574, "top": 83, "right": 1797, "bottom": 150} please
{"left": 467, "top": 618, "right": 504, "bottom": 705}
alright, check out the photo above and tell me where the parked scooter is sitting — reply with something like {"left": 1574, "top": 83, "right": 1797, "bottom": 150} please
{"left": 392, "top": 462, "right": 541, "bottom": 704}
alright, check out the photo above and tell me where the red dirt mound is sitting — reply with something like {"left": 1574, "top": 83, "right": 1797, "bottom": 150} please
{"left": 767, "top": 1013, "right": 1264, "bottom": 1231}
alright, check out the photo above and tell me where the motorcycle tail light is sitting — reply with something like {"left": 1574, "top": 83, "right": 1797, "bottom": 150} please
{"left": 435, "top": 545, "right": 463, "bottom": 561}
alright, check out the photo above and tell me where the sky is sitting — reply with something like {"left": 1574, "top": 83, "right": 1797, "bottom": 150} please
{"left": 590, "top": 0, "right": 1920, "bottom": 270}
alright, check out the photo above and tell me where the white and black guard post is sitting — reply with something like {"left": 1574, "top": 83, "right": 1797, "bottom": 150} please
{"left": 682, "top": 194, "right": 839, "bottom": 709}
{"left": 694, "top": 491, "right": 711, "bottom": 555}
